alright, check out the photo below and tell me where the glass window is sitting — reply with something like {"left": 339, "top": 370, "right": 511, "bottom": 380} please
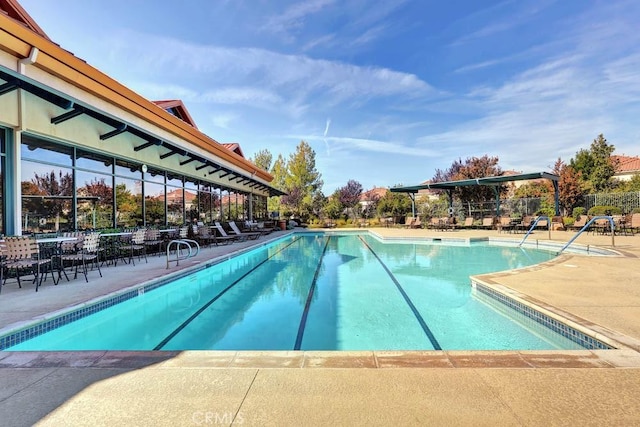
{"left": 0, "top": 129, "right": 4, "bottom": 234}
{"left": 185, "top": 178, "right": 198, "bottom": 222}
{"left": 166, "top": 186, "right": 184, "bottom": 226}
{"left": 167, "top": 174, "right": 183, "bottom": 188}
{"left": 115, "top": 176, "right": 142, "bottom": 228}
{"left": 114, "top": 159, "right": 142, "bottom": 179}
{"left": 145, "top": 167, "right": 165, "bottom": 184}
{"left": 21, "top": 136, "right": 73, "bottom": 166}
{"left": 145, "top": 181, "right": 166, "bottom": 226}
{"left": 76, "top": 170, "right": 113, "bottom": 230}
{"left": 76, "top": 150, "right": 113, "bottom": 174}
{"left": 21, "top": 160, "right": 73, "bottom": 233}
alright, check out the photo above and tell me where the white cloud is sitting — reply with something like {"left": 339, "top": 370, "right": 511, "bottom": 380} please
{"left": 261, "top": 0, "right": 336, "bottom": 40}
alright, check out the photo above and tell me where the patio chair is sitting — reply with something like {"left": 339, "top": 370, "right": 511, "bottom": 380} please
{"left": 143, "top": 229, "right": 163, "bottom": 255}
{"left": 628, "top": 213, "right": 640, "bottom": 235}
{"left": 410, "top": 217, "right": 422, "bottom": 229}
{"left": 61, "top": 233, "right": 102, "bottom": 282}
{"left": 228, "top": 221, "right": 261, "bottom": 240}
{"left": 3, "top": 236, "right": 55, "bottom": 291}
{"left": 120, "top": 229, "right": 148, "bottom": 265}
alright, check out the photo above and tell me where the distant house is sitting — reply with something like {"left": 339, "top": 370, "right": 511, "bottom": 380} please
{"left": 359, "top": 187, "right": 387, "bottom": 212}
{"left": 612, "top": 155, "right": 640, "bottom": 181}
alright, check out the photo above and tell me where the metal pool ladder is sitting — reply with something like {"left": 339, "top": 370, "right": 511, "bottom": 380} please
{"left": 166, "top": 239, "right": 200, "bottom": 268}
{"left": 557, "top": 215, "right": 615, "bottom": 254}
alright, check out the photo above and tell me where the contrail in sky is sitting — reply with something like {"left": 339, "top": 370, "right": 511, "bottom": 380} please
{"left": 323, "top": 118, "right": 331, "bottom": 155}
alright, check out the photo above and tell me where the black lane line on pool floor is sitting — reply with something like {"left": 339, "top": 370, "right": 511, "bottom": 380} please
{"left": 358, "top": 236, "right": 442, "bottom": 350}
{"left": 154, "top": 236, "right": 303, "bottom": 350}
{"left": 294, "top": 236, "right": 332, "bottom": 350}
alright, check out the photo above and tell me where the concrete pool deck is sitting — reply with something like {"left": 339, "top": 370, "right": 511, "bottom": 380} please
{"left": 1, "top": 227, "right": 640, "bottom": 426}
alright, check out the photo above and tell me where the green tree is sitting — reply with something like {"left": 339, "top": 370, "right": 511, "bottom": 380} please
{"left": 570, "top": 134, "right": 617, "bottom": 192}
{"left": 251, "top": 149, "right": 273, "bottom": 172}
{"left": 268, "top": 154, "right": 288, "bottom": 217}
{"left": 377, "top": 190, "right": 412, "bottom": 218}
{"left": 324, "top": 193, "right": 343, "bottom": 221}
{"left": 617, "top": 173, "right": 640, "bottom": 192}
{"left": 284, "top": 141, "right": 323, "bottom": 221}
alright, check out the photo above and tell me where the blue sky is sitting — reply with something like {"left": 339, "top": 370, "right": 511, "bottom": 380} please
{"left": 19, "top": 0, "right": 640, "bottom": 194}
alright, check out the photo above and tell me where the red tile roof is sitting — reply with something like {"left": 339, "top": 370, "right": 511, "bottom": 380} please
{"left": 360, "top": 187, "right": 387, "bottom": 201}
{"left": 613, "top": 155, "right": 640, "bottom": 173}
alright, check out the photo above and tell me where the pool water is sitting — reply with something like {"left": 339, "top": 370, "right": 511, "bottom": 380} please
{"left": 8, "top": 233, "right": 586, "bottom": 351}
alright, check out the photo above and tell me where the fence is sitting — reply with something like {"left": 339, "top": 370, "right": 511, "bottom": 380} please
{"left": 416, "top": 191, "right": 640, "bottom": 220}
{"left": 584, "top": 191, "right": 640, "bottom": 213}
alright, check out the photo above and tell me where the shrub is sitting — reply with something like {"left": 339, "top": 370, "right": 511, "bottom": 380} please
{"left": 632, "top": 208, "right": 640, "bottom": 214}
{"left": 572, "top": 207, "right": 586, "bottom": 219}
{"left": 587, "top": 205, "right": 622, "bottom": 216}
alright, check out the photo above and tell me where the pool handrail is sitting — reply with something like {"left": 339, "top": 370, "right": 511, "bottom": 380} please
{"left": 518, "top": 215, "right": 551, "bottom": 247}
{"left": 557, "top": 215, "right": 615, "bottom": 254}
{"left": 166, "top": 239, "right": 200, "bottom": 268}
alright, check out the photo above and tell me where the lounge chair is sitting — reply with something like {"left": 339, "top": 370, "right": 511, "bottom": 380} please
{"left": 479, "top": 217, "right": 495, "bottom": 230}
{"left": 403, "top": 216, "right": 416, "bottom": 228}
{"left": 198, "top": 225, "right": 234, "bottom": 246}
{"left": 569, "top": 215, "right": 589, "bottom": 232}
{"left": 410, "top": 217, "right": 422, "bottom": 229}
{"left": 228, "top": 221, "right": 261, "bottom": 240}
{"left": 627, "top": 213, "right": 640, "bottom": 235}
{"left": 461, "top": 217, "right": 474, "bottom": 229}
{"left": 213, "top": 222, "right": 244, "bottom": 241}
{"left": 496, "top": 217, "right": 514, "bottom": 233}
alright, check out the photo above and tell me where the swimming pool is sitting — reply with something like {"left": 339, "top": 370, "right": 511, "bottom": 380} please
{"left": 2, "top": 233, "right": 605, "bottom": 351}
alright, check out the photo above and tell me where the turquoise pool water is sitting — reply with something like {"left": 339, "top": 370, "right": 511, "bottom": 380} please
{"left": 7, "top": 233, "right": 586, "bottom": 351}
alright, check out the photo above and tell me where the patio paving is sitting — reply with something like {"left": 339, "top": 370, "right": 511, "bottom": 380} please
{"left": 1, "top": 227, "right": 640, "bottom": 426}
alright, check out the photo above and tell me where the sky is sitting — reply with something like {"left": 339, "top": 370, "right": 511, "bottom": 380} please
{"left": 18, "top": 0, "right": 640, "bottom": 194}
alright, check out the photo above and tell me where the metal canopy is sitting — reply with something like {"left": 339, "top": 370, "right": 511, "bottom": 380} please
{"left": 0, "top": 68, "right": 286, "bottom": 197}
{"left": 390, "top": 172, "right": 560, "bottom": 216}
{"left": 390, "top": 172, "right": 558, "bottom": 193}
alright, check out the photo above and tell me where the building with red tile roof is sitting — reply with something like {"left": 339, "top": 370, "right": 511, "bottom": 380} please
{"left": 0, "top": 0, "right": 282, "bottom": 234}
{"left": 613, "top": 155, "right": 640, "bottom": 181}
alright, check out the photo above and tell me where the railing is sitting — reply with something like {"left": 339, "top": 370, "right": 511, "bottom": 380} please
{"left": 518, "top": 216, "right": 551, "bottom": 247}
{"left": 558, "top": 215, "right": 615, "bottom": 254}
{"left": 166, "top": 239, "right": 200, "bottom": 268}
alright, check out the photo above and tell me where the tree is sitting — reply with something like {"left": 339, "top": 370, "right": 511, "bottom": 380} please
{"left": 337, "top": 179, "right": 363, "bottom": 220}
{"left": 324, "top": 192, "right": 343, "bottom": 222}
{"left": 555, "top": 159, "right": 583, "bottom": 216}
{"left": 284, "top": 141, "right": 323, "bottom": 221}
{"left": 433, "top": 155, "right": 504, "bottom": 207}
{"left": 377, "top": 191, "right": 412, "bottom": 218}
{"left": 268, "top": 154, "right": 288, "bottom": 217}
{"left": 570, "top": 134, "right": 617, "bottom": 192}
{"left": 251, "top": 149, "right": 273, "bottom": 172}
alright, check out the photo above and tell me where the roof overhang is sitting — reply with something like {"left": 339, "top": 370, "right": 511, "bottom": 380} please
{"left": 0, "top": 67, "right": 285, "bottom": 197}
